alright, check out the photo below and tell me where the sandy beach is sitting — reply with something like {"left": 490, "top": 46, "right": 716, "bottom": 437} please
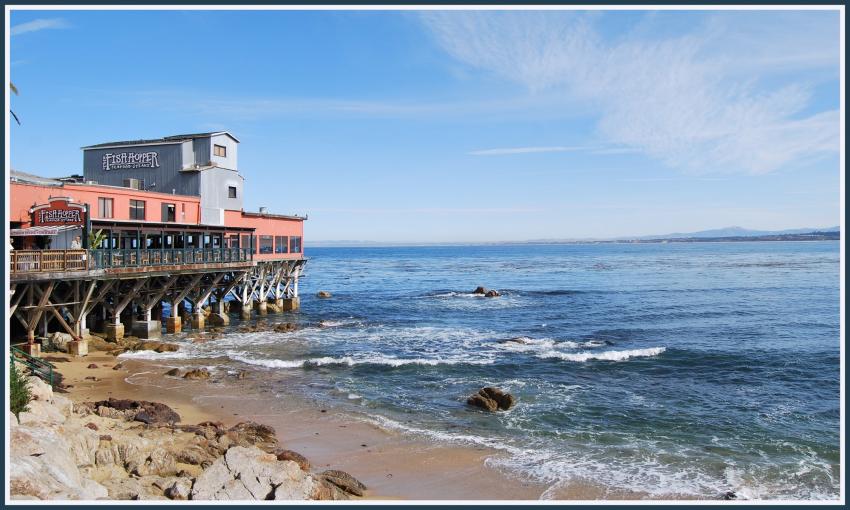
{"left": 48, "top": 350, "right": 552, "bottom": 500}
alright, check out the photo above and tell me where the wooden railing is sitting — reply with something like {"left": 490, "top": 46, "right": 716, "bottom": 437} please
{"left": 10, "top": 249, "right": 88, "bottom": 273}
{"left": 10, "top": 248, "right": 251, "bottom": 274}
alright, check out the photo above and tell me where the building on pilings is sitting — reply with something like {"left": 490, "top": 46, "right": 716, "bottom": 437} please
{"left": 9, "top": 132, "right": 306, "bottom": 356}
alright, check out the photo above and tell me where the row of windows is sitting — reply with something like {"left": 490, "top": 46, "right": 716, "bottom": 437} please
{"left": 229, "top": 234, "right": 302, "bottom": 254}
{"left": 98, "top": 197, "right": 183, "bottom": 222}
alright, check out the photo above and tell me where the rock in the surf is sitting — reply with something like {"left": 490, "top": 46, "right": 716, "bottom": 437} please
{"left": 316, "top": 291, "right": 332, "bottom": 298}
{"left": 472, "top": 286, "right": 488, "bottom": 295}
{"left": 484, "top": 290, "right": 501, "bottom": 297}
{"left": 467, "top": 387, "right": 515, "bottom": 411}
{"left": 183, "top": 368, "right": 211, "bottom": 380}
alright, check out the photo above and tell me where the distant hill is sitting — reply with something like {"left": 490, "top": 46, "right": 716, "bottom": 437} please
{"left": 633, "top": 226, "right": 840, "bottom": 240}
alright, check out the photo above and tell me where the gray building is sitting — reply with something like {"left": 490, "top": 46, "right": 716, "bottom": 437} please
{"left": 82, "top": 132, "right": 244, "bottom": 225}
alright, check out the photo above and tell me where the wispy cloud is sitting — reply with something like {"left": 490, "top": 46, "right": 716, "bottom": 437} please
{"left": 420, "top": 11, "right": 840, "bottom": 175}
{"left": 10, "top": 18, "right": 69, "bottom": 36}
{"left": 468, "top": 146, "right": 589, "bottom": 156}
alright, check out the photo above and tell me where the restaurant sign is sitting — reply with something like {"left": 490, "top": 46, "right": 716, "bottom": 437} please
{"left": 30, "top": 197, "right": 86, "bottom": 227}
{"left": 102, "top": 151, "right": 160, "bottom": 171}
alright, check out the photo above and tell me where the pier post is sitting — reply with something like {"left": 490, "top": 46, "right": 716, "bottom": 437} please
{"left": 280, "top": 297, "right": 300, "bottom": 311}
{"left": 191, "top": 310, "right": 206, "bottom": 330}
{"left": 208, "top": 298, "right": 230, "bottom": 326}
{"left": 105, "top": 316, "right": 125, "bottom": 341}
{"left": 255, "top": 299, "right": 268, "bottom": 316}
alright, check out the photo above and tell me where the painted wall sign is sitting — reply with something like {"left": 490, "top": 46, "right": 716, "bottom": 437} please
{"left": 102, "top": 151, "right": 160, "bottom": 171}
{"left": 30, "top": 197, "right": 86, "bottom": 227}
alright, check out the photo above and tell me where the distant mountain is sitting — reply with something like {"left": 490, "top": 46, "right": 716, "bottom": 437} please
{"left": 635, "top": 226, "right": 840, "bottom": 240}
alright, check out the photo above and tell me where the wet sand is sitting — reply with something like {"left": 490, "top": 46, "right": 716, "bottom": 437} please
{"left": 50, "top": 351, "right": 552, "bottom": 500}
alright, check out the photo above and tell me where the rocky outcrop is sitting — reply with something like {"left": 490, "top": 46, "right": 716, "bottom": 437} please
{"left": 84, "top": 398, "right": 181, "bottom": 425}
{"left": 467, "top": 387, "right": 516, "bottom": 412}
{"left": 10, "top": 388, "right": 363, "bottom": 501}
{"left": 127, "top": 341, "right": 179, "bottom": 353}
{"left": 45, "top": 332, "right": 75, "bottom": 353}
{"left": 472, "top": 286, "right": 487, "bottom": 295}
{"left": 164, "top": 368, "right": 181, "bottom": 377}
{"left": 484, "top": 290, "right": 501, "bottom": 297}
{"left": 316, "top": 291, "right": 332, "bottom": 298}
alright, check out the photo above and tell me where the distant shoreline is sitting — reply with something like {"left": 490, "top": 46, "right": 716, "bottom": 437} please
{"left": 309, "top": 232, "right": 840, "bottom": 248}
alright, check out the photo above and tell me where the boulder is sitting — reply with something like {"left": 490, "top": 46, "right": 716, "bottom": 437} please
{"left": 183, "top": 368, "right": 210, "bottom": 380}
{"left": 275, "top": 449, "right": 310, "bottom": 471}
{"left": 126, "top": 341, "right": 179, "bottom": 353}
{"left": 472, "top": 286, "right": 487, "bottom": 295}
{"left": 128, "top": 448, "right": 178, "bottom": 477}
{"left": 175, "top": 444, "right": 216, "bottom": 467}
{"left": 484, "top": 290, "right": 501, "bottom": 298}
{"left": 191, "top": 446, "right": 317, "bottom": 500}
{"left": 18, "top": 400, "right": 66, "bottom": 425}
{"left": 316, "top": 291, "right": 332, "bottom": 298}
{"left": 112, "top": 363, "right": 124, "bottom": 371}
{"left": 87, "top": 363, "right": 98, "bottom": 369}
{"left": 467, "top": 387, "right": 515, "bottom": 412}
{"left": 45, "top": 332, "right": 74, "bottom": 353}
{"left": 227, "top": 421, "right": 279, "bottom": 452}
{"left": 164, "top": 368, "right": 181, "bottom": 377}
{"left": 27, "top": 376, "right": 54, "bottom": 403}
{"left": 320, "top": 470, "right": 367, "bottom": 497}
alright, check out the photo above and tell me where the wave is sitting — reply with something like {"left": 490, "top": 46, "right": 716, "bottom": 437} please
{"left": 230, "top": 353, "right": 496, "bottom": 369}
{"left": 494, "top": 337, "right": 611, "bottom": 353}
{"left": 537, "top": 347, "right": 666, "bottom": 362}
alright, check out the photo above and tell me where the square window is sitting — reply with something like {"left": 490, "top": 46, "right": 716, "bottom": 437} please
{"left": 98, "top": 197, "right": 113, "bottom": 219}
{"left": 228, "top": 186, "right": 237, "bottom": 199}
{"left": 129, "top": 200, "right": 146, "bottom": 220}
{"left": 214, "top": 144, "right": 227, "bottom": 157}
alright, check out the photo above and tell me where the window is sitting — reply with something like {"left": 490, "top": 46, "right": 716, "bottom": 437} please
{"left": 162, "top": 203, "right": 176, "bottom": 222}
{"left": 289, "top": 236, "right": 302, "bottom": 254}
{"left": 129, "top": 200, "right": 146, "bottom": 220}
{"left": 214, "top": 144, "right": 227, "bottom": 157}
{"left": 98, "top": 197, "right": 113, "bottom": 219}
{"left": 260, "top": 235, "right": 274, "bottom": 254}
{"left": 241, "top": 234, "right": 255, "bottom": 254}
{"left": 229, "top": 234, "right": 240, "bottom": 249}
{"left": 228, "top": 186, "right": 237, "bottom": 199}
{"left": 275, "top": 236, "right": 288, "bottom": 254}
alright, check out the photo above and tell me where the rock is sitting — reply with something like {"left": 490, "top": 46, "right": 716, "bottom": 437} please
{"left": 485, "top": 290, "right": 501, "bottom": 297}
{"left": 165, "top": 478, "right": 193, "bottom": 500}
{"left": 227, "top": 421, "right": 279, "bottom": 452}
{"left": 273, "top": 322, "right": 298, "bottom": 333}
{"left": 85, "top": 376, "right": 99, "bottom": 381}
{"left": 85, "top": 422, "right": 99, "bottom": 431}
{"left": 472, "top": 286, "right": 487, "bottom": 295}
{"left": 174, "top": 444, "right": 216, "bottom": 466}
{"left": 100, "top": 435, "right": 113, "bottom": 441}
{"left": 275, "top": 449, "right": 310, "bottom": 471}
{"left": 191, "top": 446, "right": 317, "bottom": 500}
{"left": 129, "top": 448, "right": 178, "bottom": 477}
{"left": 164, "top": 368, "right": 181, "bottom": 377}
{"left": 27, "top": 376, "right": 53, "bottom": 403}
{"left": 466, "top": 393, "right": 498, "bottom": 412}
{"left": 100, "top": 477, "right": 147, "bottom": 500}
{"left": 129, "top": 341, "right": 179, "bottom": 353}
{"left": 112, "top": 363, "right": 123, "bottom": 370}
{"left": 723, "top": 491, "right": 737, "bottom": 500}
{"left": 18, "top": 400, "right": 66, "bottom": 425}
{"left": 45, "top": 332, "right": 74, "bottom": 353}
{"left": 183, "top": 368, "right": 210, "bottom": 380}
{"left": 235, "top": 370, "right": 248, "bottom": 380}
{"left": 320, "top": 470, "right": 367, "bottom": 497}
{"left": 90, "top": 398, "right": 181, "bottom": 424}
{"left": 87, "top": 363, "right": 99, "bottom": 369}
{"left": 9, "top": 422, "right": 108, "bottom": 500}
{"left": 312, "top": 478, "right": 350, "bottom": 500}
{"left": 467, "top": 387, "right": 515, "bottom": 412}
{"left": 316, "top": 291, "right": 332, "bottom": 298}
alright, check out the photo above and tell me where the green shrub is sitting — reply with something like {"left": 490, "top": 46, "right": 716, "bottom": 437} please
{"left": 10, "top": 360, "right": 32, "bottom": 419}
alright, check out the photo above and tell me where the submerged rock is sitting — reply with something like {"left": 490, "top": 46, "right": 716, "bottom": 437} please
{"left": 182, "top": 368, "right": 210, "bottom": 380}
{"left": 273, "top": 322, "right": 298, "bottom": 333}
{"left": 316, "top": 291, "right": 332, "bottom": 298}
{"left": 466, "top": 387, "right": 515, "bottom": 412}
{"left": 484, "top": 290, "right": 501, "bottom": 298}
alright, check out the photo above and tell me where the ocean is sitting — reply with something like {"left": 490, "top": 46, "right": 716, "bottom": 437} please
{"left": 125, "top": 241, "right": 841, "bottom": 499}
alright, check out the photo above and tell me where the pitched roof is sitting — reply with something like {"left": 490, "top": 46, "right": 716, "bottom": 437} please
{"left": 81, "top": 131, "right": 240, "bottom": 149}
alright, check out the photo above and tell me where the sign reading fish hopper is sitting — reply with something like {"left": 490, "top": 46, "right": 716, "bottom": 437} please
{"left": 102, "top": 151, "right": 160, "bottom": 171}
{"left": 30, "top": 197, "right": 86, "bottom": 227}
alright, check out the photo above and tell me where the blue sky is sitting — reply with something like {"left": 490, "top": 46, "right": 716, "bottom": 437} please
{"left": 8, "top": 9, "right": 842, "bottom": 242}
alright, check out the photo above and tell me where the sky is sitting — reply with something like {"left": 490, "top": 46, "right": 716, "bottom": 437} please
{"left": 7, "top": 8, "right": 842, "bottom": 242}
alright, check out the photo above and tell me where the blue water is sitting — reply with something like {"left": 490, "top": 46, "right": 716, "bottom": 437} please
{"left": 132, "top": 242, "right": 841, "bottom": 499}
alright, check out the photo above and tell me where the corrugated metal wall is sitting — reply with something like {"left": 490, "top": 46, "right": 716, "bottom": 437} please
{"left": 83, "top": 143, "right": 200, "bottom": 196}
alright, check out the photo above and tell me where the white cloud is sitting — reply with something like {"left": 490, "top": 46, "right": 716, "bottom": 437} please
{"left": 10, "top": 18, "right": 69, "bottom": 36}
{"left": 468, "top": 146, "right": 589, "bottom": 156}
{"left": 420, "top": 11, "right": 840, "bottom": 174}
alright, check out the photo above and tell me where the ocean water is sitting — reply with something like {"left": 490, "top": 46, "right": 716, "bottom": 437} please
{"left": 126, "top": 242, "right": 841, "bottom": 499}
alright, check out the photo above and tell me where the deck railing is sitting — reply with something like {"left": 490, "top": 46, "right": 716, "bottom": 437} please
{"left": 10, "top": 248, "right": 251, "bottom": 274}
{"left": 10, "top": 249, "right": 88, "bottom": 273}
